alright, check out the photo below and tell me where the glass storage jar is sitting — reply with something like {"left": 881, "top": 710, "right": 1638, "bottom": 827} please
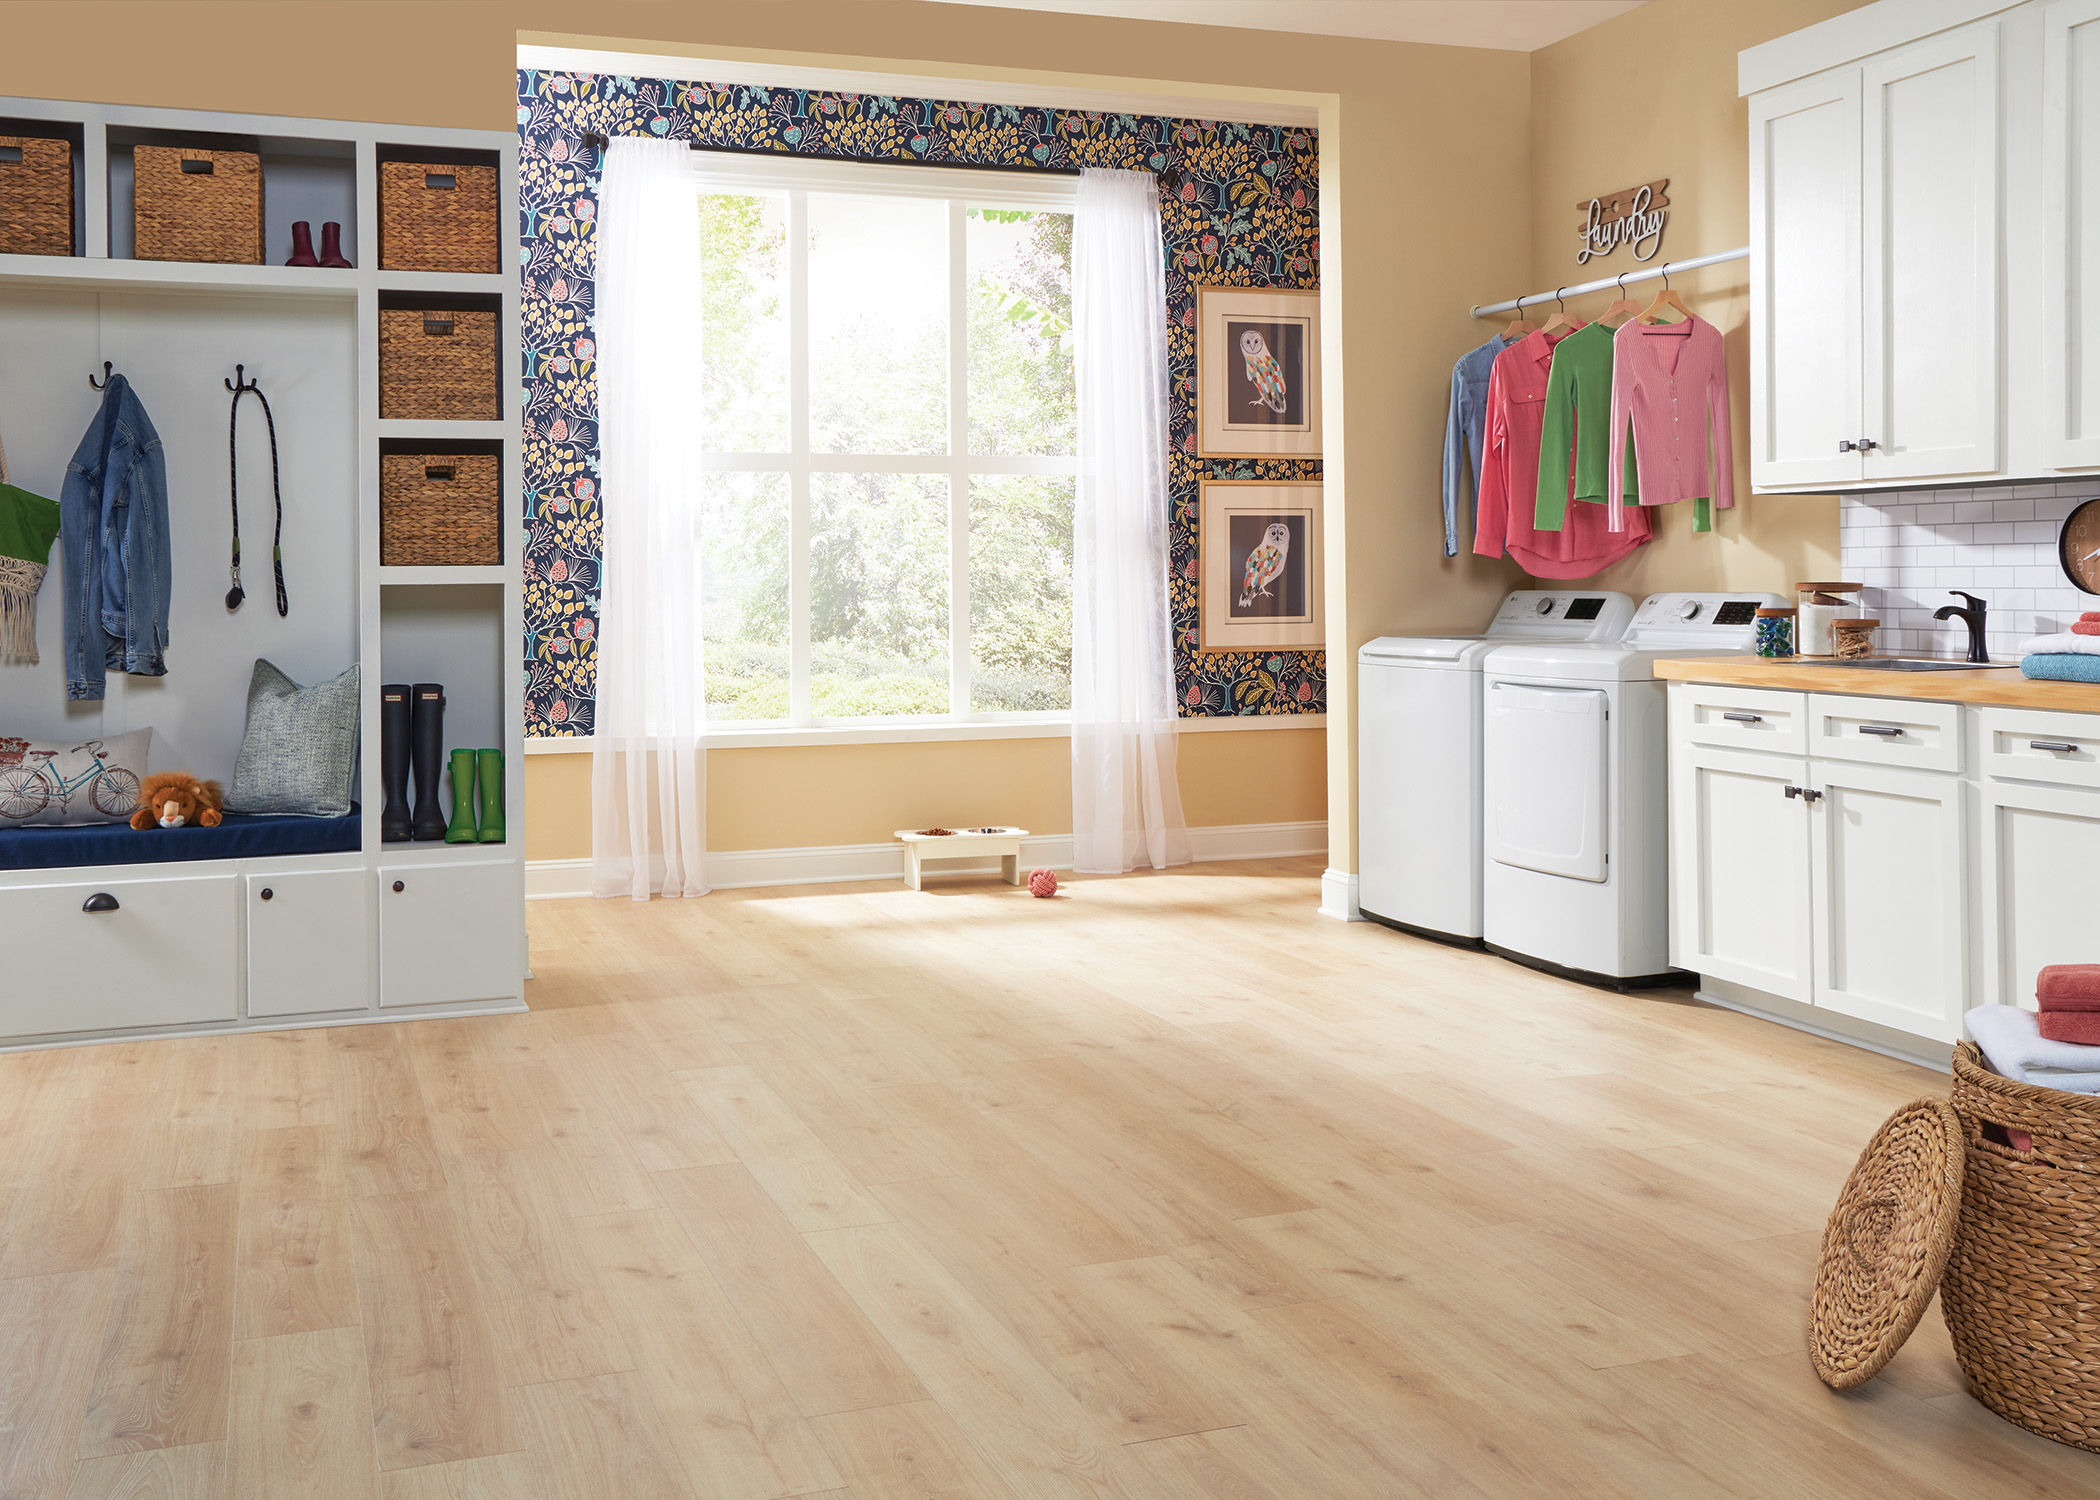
{"left": 1796, "top": 582, "right": 1863, "bottom": 656}
{"left": 1754, "top": 607, "right": 1796, "bottom": 658}
{"left": 1832, "top": 617, "right": 1880, "bottom": 660}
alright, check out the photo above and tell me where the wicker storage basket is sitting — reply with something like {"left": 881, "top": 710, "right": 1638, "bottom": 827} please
{"left": 380, "top": 454, "right": 500, "bottom": 566}
{"left": 379, "top": 309, "right": 499, "bottom": 420}
{"left": 380, "top": 162, "right": 498, "bottom": 273}
{"left": 134, "top": 145, "right": 262, "bottom": 264}
{"left": 0, "top": 136, "right": 73, "bottom": 256}
{"left": 1943, "top": 1041, "right": 2100, "bottom": 1452}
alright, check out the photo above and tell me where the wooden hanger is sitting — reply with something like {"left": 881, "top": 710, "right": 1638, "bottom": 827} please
{"left": 1499, "top": 301, "right": 1539, "bottom": 341}
{"left": 1599, "top": 271, "right": 1642, "bottom": 329}
{"left": 1536, "top": 287, "right": 1584, "bottom": 338}
{"left": 1638, "top": 262, "right": 1693, "bottom": 328}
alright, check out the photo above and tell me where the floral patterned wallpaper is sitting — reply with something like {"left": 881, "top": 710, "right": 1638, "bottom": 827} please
{"left": 517, "top": 69, "right": 1321, "bottom": 737}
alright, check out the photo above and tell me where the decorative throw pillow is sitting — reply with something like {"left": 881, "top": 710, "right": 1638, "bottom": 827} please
{"left": 226, "top": 660, "right": 360, "bottom": 817}
{"left": 0, "top": 728, "right": 151, "bottom": 827}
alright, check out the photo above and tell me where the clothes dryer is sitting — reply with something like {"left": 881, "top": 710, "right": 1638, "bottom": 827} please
{"left": 1357, "top": 590, "right": 1635, "bottom": 945}
{"left": 1478, "top": 591, "right": 1785, "bottom": 986}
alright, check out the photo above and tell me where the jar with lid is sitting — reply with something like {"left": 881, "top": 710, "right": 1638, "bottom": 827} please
{"left": 1754, "top": 606, "right": 1796, "bottom": 658}
{"left": 1832, "top": 618, "right": 1879, "bottom": 660}
{"left": 1796, "top": 582, "right": 1863, "bottom": 655}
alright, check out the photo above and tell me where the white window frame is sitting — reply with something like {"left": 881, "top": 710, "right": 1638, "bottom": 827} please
{"left": 693, "top": 150, "right": 1079, "bottom": 730}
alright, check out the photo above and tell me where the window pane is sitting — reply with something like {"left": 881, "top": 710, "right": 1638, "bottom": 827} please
{"left": 970, "top": 476, "right": 1073, "bottom": 711}
{"left": 700, "top": 193, "right": 788, "bottom": 454}
{"left": 811, "top": 472, "right": 950, "bottom": 716}
{"left": 808, "top": 194, "right": 948, "bottom": 455}
{"left": 700, "top": 472, "right": 790, "bottom": 721}
{"left": 968, "top": 209, "right": 1075, "bottom": 457}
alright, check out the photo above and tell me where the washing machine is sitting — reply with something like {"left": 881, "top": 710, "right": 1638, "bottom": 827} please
{"left": 1479, "top": 590, "right": 1786, "bottom": 987}
{"left": 1357, "top": 590, "right": 1635, "bottom": 946}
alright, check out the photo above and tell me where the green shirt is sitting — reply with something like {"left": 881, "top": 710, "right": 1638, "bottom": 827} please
{"left": 0, "top": 482, "right": 59, "bottom": 567}
{"left": 1533, "top": 321, "right": 1639, "bottom": 532}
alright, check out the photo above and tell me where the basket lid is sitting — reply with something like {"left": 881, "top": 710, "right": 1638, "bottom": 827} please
{"left": 1810, "top": 1097, "right": 1965, "bottom": 1390}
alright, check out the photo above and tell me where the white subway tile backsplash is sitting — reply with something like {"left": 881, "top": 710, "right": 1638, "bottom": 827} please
{"left": 2014, "top": 521, "right": 2056, "bottom": 543}
{"left": 1994, "top": 498, "right": 2036, "bottom": 521}
{"left": 1973, "top": 522, "right": 2014, "bottom": 543}
{"left": 1955, "top": 500, "right": 1998, "bottom": 522}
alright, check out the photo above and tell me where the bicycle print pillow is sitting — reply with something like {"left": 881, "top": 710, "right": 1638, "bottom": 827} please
{"left": 0, "top": 729, "right": 150, "bottom": 827}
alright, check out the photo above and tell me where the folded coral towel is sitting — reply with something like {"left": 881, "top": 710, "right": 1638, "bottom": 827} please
{"left": 2085, "top": 612, "right": 2100, "bottom": 622}
{"left": 2022, "top": 653, "right": 2100, "bottom": 684}
{"left": 2038, "top": 963, "right": 2100, "bottom": 1009}
{"left": 2077, "top": 621, "right": 2100, "bottom": 636}
{"left": 1965, "top": 1005, "right": 2100, "bottom": 1092}
{"left": 2042, "top": 1011, "right": 2100, "bottom": 1045}
{"left": 2018, "top": 631, "right": 2100, "bottom": 656}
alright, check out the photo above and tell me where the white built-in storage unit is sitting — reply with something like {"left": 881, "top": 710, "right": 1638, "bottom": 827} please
{"left": 1742, "top": 0, "right": 2100, "bottom": 491}
{"left": 0, "top": 95, "right": 524, "bottom": 1047}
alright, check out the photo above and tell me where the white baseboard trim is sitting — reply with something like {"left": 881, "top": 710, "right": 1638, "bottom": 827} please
{"left": 527, "top": 820, "right": 1326, "bottom": 899}
{"left": 1693, "top": 976, "right": 1951, "bottom": 1073}
{"left": 1319, "top": 866, "right": 1363, "bottom": 921}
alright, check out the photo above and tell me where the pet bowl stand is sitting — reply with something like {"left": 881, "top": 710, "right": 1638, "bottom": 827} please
{"left": 894, "top": 827, "right": 1028, "bottom": 891}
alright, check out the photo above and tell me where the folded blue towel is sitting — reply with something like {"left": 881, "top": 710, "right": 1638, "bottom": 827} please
{"left": 2021, "top": 652, "right": 2100, "bottom": 683}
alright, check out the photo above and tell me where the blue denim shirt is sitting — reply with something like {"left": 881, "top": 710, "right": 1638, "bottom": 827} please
{"left": 1441, "top": 333, "right": 1511, "bottom": 557}
{"left": 62, "top": 375, "right": 170, "bottom": 700}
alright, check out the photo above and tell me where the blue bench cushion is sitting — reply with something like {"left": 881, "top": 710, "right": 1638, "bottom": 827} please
{"left": 0, "top": 807, "right": 361, "bottom": 870}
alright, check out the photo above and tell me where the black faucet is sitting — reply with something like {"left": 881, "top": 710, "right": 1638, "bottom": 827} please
{"left": 1933, "top": 590, "right": 1991, "bottom": 663}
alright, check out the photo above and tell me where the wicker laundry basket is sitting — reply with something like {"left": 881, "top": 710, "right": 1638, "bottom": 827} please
{"left": 380, "top": 161, "right": 499, "bottom": 273}
{"left": 134, "top": 145, "right": 263, "bottom": 264}
{"left": 0, "top": 136, "right": 73, "bottom": 256}
{"left": 379, "top": 309, "right": 499, "bottom": 420}
{"left": 1942, "top": 1041, "right": 2100, "bottom": 1452}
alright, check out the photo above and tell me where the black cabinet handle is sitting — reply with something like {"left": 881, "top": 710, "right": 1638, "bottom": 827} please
{"left": 2031, "top": 740, "right": 2080, "bottom": 754}
{"left": 259, "top": 888, "right": 274, "bottom": 901}
{"left": 1784, "top": 785, "right": 1802, "bottom": 799}
{"left": 1857, "top": 438, "right": 1880, "bottom": 451}
{"left": 392, "top": 880, "right": 405, "bottom": 893}
{"left": 82, "top": 892, "right": 119, "bottom": 913}
{"left": 1802, "top": 788, "right": 1825, "bottom": 803}
{"left": 1723, "top": 712, "right": 1763, "bottom": 724}
{"left": 1859, "top": 725, "right": 1905, "bottom": 737}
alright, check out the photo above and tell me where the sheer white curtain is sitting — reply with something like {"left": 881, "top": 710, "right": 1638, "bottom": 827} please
{"left": 591, "top": 137, "right": 708, "bottom": 900}
{"left": 1070, "top": 168, "right": 1190, "bottom": 874}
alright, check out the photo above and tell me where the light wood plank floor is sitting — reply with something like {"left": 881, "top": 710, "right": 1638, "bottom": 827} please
{"left": 2, "top": 856, "right": 2093, "bottom": 1499}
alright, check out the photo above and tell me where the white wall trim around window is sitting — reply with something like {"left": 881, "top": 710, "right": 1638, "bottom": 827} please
{"left": 522, "top": 713, "right": 1326, "bottom": 754}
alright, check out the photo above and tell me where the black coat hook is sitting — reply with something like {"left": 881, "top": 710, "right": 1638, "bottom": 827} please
{"left": 89, "top": 361, "right": 112, "bottom": 390}
{"left": 225, "top": 364, "right": 260, "bottom": 394}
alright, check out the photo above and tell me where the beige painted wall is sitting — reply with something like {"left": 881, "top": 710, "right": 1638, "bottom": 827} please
{"left": 1523, "top": 0, "right": 1867, "bottom": 598}
{"left": 1, "top": 0, "right": 1534, "bottom": 867}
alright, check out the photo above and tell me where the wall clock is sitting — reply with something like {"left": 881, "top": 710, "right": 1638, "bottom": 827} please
{"left": 2063, "top": 498, "right": 2100, "bottom": 595}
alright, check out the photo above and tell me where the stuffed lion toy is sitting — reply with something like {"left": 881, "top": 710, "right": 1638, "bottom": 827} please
{"left": 130, "top": 772, "right": 225, "bottom": 831}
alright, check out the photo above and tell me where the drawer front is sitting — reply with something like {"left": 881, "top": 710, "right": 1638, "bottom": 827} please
{"left": 1672, "top": 683, "right": 1808, "bottom": 755}
{"left": 1976, "top": 706, "right": 2100, "bottom": 789}
{"left": 1808, "top": 693, "right": 1962, "bottom": 774}
{"left": 247, "top": 867, "right": 371, "bottom": 1018}
{"left": 378, "top": 859, "right": 521, "bottom": 1009}
{"left": 0, "top": 872, "right": 238, "bottom": 1038}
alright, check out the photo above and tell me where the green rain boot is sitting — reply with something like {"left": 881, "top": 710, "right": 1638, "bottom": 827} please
{"left": 474, "top": 748, "right": 506, "bottom": 844}
{"left": 443, "top": 750, "right": 479, "bottom": 843}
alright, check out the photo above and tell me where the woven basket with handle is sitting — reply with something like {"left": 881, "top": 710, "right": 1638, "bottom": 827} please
{"left": 379, "top": 309, "right": 499, "bottom": 420}
{"left": 380, "top": 453, "right": 500, "bottom": 567}
{"left": 0, "top": 136, "right": 73, "bottom": 256}
{"left": 1942, "top": 1040, "right": 2100, "bottom": 1452}
{"left": 380, "top": 162, "right": 499, "bottom": 273}
{"left": 134, "top": 146, "right": 262, "bottom": 264}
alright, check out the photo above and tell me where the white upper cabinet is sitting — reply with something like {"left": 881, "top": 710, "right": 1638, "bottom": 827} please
{"left": 2042, "top": 0, "right": 2100, "bottom": 468}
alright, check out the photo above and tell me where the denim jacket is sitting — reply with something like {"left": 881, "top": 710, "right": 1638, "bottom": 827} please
{"left": 1441, "top": 333, "right": 1511, "bottom": 557}
{"left": 62, "top": 375, "right": 170, "bottom": 700}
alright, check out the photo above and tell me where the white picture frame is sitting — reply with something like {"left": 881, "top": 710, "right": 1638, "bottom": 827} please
{"left": 1196, "top": 286, "right": 1322, "bottom": 459}
{"left": 1199, "top": 481, "right": 1324, "bottom": 652}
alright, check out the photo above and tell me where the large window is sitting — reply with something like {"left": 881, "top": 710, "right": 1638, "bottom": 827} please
{"left": 693, "top": 155, "right": 1077, "bottom": 724}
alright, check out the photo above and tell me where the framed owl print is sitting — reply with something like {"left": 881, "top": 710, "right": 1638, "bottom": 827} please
{"left": 1196, "top": 287, "right": 1322, "bottom": 458}
{"left": 1199, "top": 481, "right": 1324, "bottom": 652}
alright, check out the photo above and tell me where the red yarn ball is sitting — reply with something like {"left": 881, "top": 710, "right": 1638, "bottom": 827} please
{"left": 1028, "top": 867, "right": 1058, "bottom": 898}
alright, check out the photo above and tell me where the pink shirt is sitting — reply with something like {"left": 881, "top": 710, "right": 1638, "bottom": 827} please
{"left": 1606, "top": 315, "right": 1734, "bottom": 532}
{"left": 1474, "top": 327, "right": 1651, "bottom": 578}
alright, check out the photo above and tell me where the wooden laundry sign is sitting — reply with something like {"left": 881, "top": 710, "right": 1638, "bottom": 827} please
{"left": 1577, "top": 178, "right": 1669, "bottom": 264}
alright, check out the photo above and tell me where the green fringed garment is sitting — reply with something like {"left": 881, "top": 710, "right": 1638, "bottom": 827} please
{"left": 0, "top": 481, "right": 60, "bottom": 666}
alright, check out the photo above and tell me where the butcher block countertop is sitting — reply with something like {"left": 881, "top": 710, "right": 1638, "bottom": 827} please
{"left": 1652, "top": 655, "right": 2100, "bottom": 713}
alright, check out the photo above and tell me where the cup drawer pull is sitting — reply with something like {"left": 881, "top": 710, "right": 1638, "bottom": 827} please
{"left": 1858, "top": 725, "right": 1905, "bottom": 737}
{"left": 2030, "top": 740, "right": 2081, "bottom": 754}
{"left": 1722, "top": 712, "right": 1763, "bottom": 724}
{"left": 82, "top": 892, "right": 119, "bottom": 914}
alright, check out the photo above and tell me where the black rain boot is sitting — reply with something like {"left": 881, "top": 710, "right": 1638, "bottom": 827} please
{"left": 380, "top": 683, "right": 412, "bottom": 842}
{"left": 409, "top": 683, "right": 447, "bottom": 841}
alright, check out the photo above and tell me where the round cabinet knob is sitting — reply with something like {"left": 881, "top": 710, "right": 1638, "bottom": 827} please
{"left": 82, "top": 892, "right": 119, "bottom": 914}
{"left": 392, "top": 880, "right": 405, "bottom": 893}
{"left": 1678, "top": 600, "right": 1703, "bottom": 621}
{"left": 1534, "top": 598, "right": 1556, "bottom": 616}
{"left": 259, "top": 888, "right": 274, "bottom": 902}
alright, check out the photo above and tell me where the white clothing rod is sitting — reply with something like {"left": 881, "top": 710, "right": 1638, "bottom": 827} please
{"left": 1468, "top": 247, "right": 1750, "bottom": 319}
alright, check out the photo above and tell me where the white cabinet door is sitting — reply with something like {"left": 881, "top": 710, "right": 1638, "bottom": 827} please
{"left": 1749, "top": 67, "right": 1865, "bottom": 489}
{"left": 2043, "top": 0, "right": 2100, "bottom": 469}
{"left": 1669, "top": 743, "right": 1814, "bottom": 1003}
{"left": 0, "top": 872, "right": 237, "bottom": 1038}
{"left": 377, "top": 860, "right": 521, "bottom": 1009}
{"left": 1976, "top": 777, "right": 2100, "bottom": 1008}
{"left": 1807, "top": 761, "right": 1966, "bottom": 1042}
{"left": 1860, "top": 21, "right": 2004, "bottom": 481}
{"left": 246, "top": 866, "right": 370, "bottom": 1018}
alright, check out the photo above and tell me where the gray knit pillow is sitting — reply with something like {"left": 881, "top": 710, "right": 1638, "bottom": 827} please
{"left": 226, "top": 660, "right": 359, "bottom": 816}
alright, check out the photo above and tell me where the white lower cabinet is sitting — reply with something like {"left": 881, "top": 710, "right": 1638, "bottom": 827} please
{"left": 0, "top": 871, "right": 238, "bottom": 1037}
{"left": 1670, "top": 744, "right": 1814, "bottom": 1003}
{"left": 377, "top": 859, "right": 522, "bottom": 1009}
{"left": 1977, "top": 777, "right": 2100, "bottom": 1009}
{"left": 246, "top": 866, "right": 371, "bottom": 1018}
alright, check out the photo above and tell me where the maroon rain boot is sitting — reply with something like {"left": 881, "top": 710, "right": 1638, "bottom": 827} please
{"left": 317, "top": 222, "right": 353, "bottom": 268}
{"left": 286, "top": 221, "right": 318, "bottom": 267}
